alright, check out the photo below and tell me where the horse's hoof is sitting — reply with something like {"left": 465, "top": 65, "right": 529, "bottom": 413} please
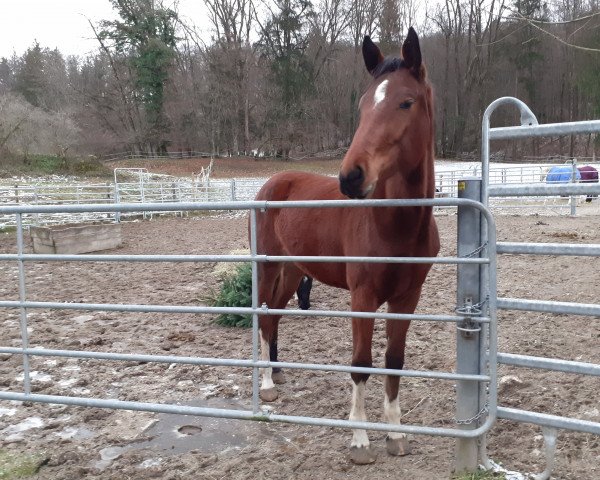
{"left": 386, "top": 435, "right": 411, "bottom": 456}
{"left": 349, "top": 446, "right": 376, "bottom": 465}
{"left": 259, "top": 387, "right": 278, "bottom": 402}
{"left": 272, "top": 370, "right": 286, "bottom": 385}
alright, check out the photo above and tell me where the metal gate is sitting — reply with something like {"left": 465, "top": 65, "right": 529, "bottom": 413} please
{"left": 475, "top": 97, "right": 600, "bottom": 477}
{"left": 0, "top": 196, "right": 498, "bottom": 475}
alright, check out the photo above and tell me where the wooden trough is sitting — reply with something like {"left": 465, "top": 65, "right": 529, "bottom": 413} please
{"left": 30, "top": 223, "right": 122, "bottom": 254}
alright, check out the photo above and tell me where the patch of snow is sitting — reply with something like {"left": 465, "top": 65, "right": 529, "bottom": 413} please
{"left": 55, "top": 426, "right": 95, "bottom": 440}
{"left": 583, "top": 407, "right": 599, "bottom": 418}
{"left": 71, "top": 387, "right": 91, "bottom": 395}
{"left": 139, "top": 458, "right": 162, "bottom": 469}
{"left": 58, "top": 378, "right": 78, "bottom": 388}
{"left": 2, "top": 416, "right": 44, "bottom": 441}
{"left": 0, "top": 407, "right": 17, "bottom": 417}
{"left": 15, "top": 371, "right": 52, "bottom": 383}
{"left": 62, "top": 365, "right": 81, "bottom": 372}
{"left": 485, "top": 460, "right": 533, "bottom": 480}
{"left": 199, "top": 384, "right": 218, "bottom": 398}
{"left": 74, "top": 314, "right": 95, "bottom": 324}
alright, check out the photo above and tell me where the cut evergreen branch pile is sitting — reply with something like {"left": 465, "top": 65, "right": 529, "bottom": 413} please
{"left": 208, "top": 262, "right": 253, "bottom": 328}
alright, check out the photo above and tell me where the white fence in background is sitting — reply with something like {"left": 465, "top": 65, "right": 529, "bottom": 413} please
{"left": 0, "top": 161, "right": 599, "bottom": 228}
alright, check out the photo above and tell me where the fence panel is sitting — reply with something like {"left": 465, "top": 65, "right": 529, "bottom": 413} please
{"left": 480, "top": 96, "right": 600, "bottom": 476}
{"left": 0, "top": 198, "right": 497, "bottom": 444}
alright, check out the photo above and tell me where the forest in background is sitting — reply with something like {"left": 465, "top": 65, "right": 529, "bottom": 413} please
{"left": 1, "top": 0, "right": 600, "bottom": 165}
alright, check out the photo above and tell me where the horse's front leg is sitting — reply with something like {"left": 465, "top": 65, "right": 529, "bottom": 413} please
{"left": 259, "top": 316, "right": 280, "bottom": 402}
{"left": 348, "top": 291, "right": 378, "bottom": 464}
{"left": 383, "top": 292, "right": 421, "bottom": 456}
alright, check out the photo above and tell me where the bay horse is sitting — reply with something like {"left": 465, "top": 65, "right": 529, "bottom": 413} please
{"left": 251, "top": 28, "right": 440, "bottom": 464}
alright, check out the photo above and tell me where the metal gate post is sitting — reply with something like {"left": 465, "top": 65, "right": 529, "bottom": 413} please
{"left": 455, "top": 178, "right": 484, "bottom": 472}
{"left": 570, "top": 158, "right": 577, "bottom": 216}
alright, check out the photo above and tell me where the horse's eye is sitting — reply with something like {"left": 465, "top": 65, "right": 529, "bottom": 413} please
{"left": 399, "top": 100, "right": 414, "bottom": 110}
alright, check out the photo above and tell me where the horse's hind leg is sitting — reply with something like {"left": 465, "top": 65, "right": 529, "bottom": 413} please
{"left": 383, "top": 290, "right": 421, "bottom": 456}
{"left": 258, "top": 262, "right": 303, "bottom": 402}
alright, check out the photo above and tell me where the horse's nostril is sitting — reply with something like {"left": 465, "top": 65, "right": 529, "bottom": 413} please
{"left": 339, "top": 166, "right": 365, "bottom": 198}
{"left": 347, "top": 166, "right": 364, "bottom": 182}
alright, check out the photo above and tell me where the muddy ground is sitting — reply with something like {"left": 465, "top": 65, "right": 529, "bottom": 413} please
{"left": 1, "top": 212, "right": 599, "bottom": 479}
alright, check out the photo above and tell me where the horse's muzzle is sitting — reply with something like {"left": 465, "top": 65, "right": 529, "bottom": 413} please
{"left": 339, "top": 167, "right": 366, "bottom": 199}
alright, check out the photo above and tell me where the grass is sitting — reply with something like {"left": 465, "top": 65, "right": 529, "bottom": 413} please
{"left": 0, "top": 450, "right": 48, "bottom": 479}
{"left": 452, "top": 470, "right": 506, "bottom": 480}
{"left": 0, "top": 153, "right": 112, "bottom": 178}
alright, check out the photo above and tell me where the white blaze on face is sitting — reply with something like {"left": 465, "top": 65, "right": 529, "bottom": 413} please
{"left": 373, "top": 79, "right": 389, "bottom": 107}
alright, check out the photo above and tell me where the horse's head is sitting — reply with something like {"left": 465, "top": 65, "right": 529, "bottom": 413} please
{"left": 339, "top": 28, "right": 434, "bottom": 199}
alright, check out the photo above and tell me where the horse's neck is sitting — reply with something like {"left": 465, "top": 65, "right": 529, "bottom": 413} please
{"left": 382, "top": 153, "right": 436, "bottom": 200}
{"left": 374, "top": 154, "right": 435, "bottom": 236}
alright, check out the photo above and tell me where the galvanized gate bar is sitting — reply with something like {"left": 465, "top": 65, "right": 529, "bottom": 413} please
{"left": 497, "top": 242, "right": 600, "bottom": 256}
{"left": 497, "top": 407, "right": 600, "bottom": 435}
{"left": 497, "top": 297, "right": 600, "bottom": 317}
{"left": 0, "top": 197, "right": 488, "bottom": 214}
{"left": 249, "top": 208, "right": 260, "bottom": 414}
{"left": 489, "top": 183, "right": 600, "bottom": 197}
{"left": 498, "top": 353, "right": 600, "bottom": 377}
{"left": 0, "top": 347, "right": 490, "bottom": 382}
{"left": 15, "top": 213, "right": 31, "bottom": 395}
{"left": 0, "top": 253, "right": 489, "bottom": 265}
{"left": 489, "top": 120, "right": 600, "bottom": 140}
{"left": 0, "top": 391, "right": 493, "bottom": 438}
{"left": 0, "top": 300, "right": 482, "bottom": 323}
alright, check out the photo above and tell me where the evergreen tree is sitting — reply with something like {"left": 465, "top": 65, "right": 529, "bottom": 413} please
{"left": 14, "top": 43, "right": 45, "bottom": 108}
{"left": 257, "top": 0, "right": 315, "bottom": 158}
{"left": 100, "top": 0, "right": 178, "bottom": 153}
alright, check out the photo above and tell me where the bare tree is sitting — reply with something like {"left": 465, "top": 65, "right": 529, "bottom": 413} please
{"left": 429, "top": 0, "right": 507, "bottom": 156}
{"left": 204, "top": 0, "right": 255, "bottom": 153}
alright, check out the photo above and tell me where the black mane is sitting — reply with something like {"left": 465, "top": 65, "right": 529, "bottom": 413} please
{"left": 372, "top": 57, "right": 405, "bottom": 79}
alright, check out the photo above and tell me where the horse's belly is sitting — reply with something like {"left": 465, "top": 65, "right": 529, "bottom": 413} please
{"left": 296, "top": 262, "right": 348, "bottom": 290}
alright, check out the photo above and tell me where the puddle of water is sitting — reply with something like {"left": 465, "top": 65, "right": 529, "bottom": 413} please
{"left": 95, "top": 446, "right": 128, "bottom": 470}
{"left": 177, "top": 425, "right": 203, "bottom": 436}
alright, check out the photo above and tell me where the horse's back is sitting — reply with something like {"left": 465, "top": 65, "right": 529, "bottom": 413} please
{"left": 253, "top": 171, "right": 349, "bottom": 289}
{"left": 255, "top": 171, "right": 341, "bottom": 202}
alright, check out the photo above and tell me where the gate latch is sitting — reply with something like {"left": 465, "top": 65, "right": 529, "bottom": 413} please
{"left": 456, "top": 297, "right": 482, "bottom": 337}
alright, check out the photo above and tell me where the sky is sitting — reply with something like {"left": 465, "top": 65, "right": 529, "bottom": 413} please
{"left": 0, "top": 0, "right": 209, "bottom": 59}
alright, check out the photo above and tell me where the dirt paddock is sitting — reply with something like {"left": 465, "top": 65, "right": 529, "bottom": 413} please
{"left": 1, "top": 212, "right": 599, "bottom": 479}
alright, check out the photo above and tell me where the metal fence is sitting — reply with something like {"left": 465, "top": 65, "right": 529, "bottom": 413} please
{"left": 474, "top": 96, "right": 600, "bottom": 476}
{"left": 0, "top": 198, "right": 498, "bottom": 447}
{"left": 2, "top": 165, "right": 598, "bottom": 229}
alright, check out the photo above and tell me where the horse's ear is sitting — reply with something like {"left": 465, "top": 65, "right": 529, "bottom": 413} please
{"left": 402, "top": 27, "right": 424, "bottom": 80}
{"left": 362, "top": 36, "right": 384, "bottom": 76}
